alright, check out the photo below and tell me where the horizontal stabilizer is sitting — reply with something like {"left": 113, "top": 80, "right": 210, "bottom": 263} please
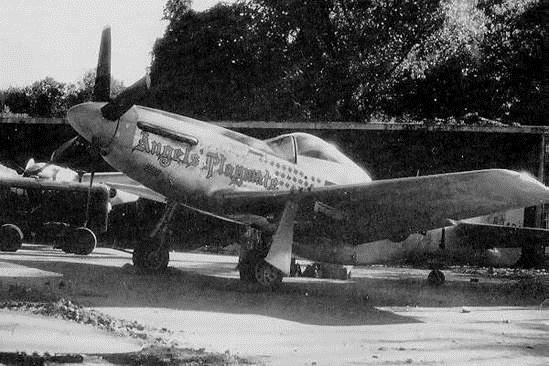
{"left": 452, "top": 221, "right": 549, "bottom": 248}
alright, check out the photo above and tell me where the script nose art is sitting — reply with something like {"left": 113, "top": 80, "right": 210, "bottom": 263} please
{"left": 67, "top": 102, "right": 118, "bottom": 148}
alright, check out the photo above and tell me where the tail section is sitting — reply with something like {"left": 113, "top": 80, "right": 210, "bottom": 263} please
{"left": 92, "top": 26, "right": 111, "bottom": 102}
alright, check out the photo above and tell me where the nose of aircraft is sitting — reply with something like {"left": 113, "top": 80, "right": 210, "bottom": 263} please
{"left": 67, "top": 102, "right": 118, "bottom": 149}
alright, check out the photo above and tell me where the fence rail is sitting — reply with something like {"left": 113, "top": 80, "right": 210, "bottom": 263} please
{"left": 1, "top": 116, "right": 549, "bottom": 134}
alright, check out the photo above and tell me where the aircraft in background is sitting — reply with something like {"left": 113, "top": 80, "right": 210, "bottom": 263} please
{"left": 0, "top": 160, "right": 109, "bottom": 254}
{"left": 65, "top": 27, "right": 549, "bottom": 287}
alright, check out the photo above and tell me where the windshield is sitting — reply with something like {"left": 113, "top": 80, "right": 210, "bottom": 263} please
{"left": 264, "top": 135, "right": 296, "bottom": 163}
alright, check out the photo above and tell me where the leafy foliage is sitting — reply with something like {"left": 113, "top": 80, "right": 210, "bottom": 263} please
{"left": 1, "top": 0, "right": 545, "bottom": 124}
{"left": 0, "top": 71, "right": 125, "bottom": 118}
{"left": 147, "top": 0, "right": 545, "bottom": 124}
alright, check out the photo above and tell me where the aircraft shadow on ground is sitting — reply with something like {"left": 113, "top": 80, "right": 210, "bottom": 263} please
{"left": 0, "top": 250, "right": 127, "bottom": 261}
{"left": 1, "top": 255, "right": 545, "bottom": 325}
{"left": 0, "top": 257, "right": 414, "bottom": 326}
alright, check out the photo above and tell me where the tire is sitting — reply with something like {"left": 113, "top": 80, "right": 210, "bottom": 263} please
{"left": 0, "top": 224, "right": 23, "bottom": 252}
{"left": 69, "top": 227, "right": 97, "bottom": 255}
{"left": 427, "top": 269, "right": 445, "bottom": 286}
{"left": 254, "top": 260, "right": 283, "bottom": 289}
{"left": 132, "top": 239, "right": 169, "bottom": 272}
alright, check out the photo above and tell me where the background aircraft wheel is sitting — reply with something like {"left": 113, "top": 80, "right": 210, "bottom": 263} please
{"left": 0, "top": 224, "right": 23, "bottom": 252}
{"left": 69, "top": 227, "right": 97, "bottom": 255}
{"left": 133, "top": 241, "right": 169, "bottom": 272}
{"left": 427, "top": 269, "right": 445, "bottom": 286}
{"left": 254, "top": 260, "right": 283, "bottom": 289}
{"left": 238, "top": 249, "right": 264, "bottom": 282}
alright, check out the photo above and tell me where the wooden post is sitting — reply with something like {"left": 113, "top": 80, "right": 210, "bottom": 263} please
{"left": 536, "top": 133, "right": 547, "bottom": 228}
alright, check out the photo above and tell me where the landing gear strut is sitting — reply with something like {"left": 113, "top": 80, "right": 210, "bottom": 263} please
{"left": 132, "top": 202, "right": 177, "bottom": 272}
{"left": 238, "top": 200, "right": 298, "bottom": 289}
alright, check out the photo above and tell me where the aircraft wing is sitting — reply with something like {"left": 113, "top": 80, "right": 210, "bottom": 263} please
{"left": 99, "top": 181, "right": 167, "bottom": 204}
{"left": 0, "top": 164, "right": 18, "bottom": 178}
{"left": 82, "top": 172, "right": 166, "bottom": 205}
{"left": 216, "top": 169, "right": 549, "bottom": 243}
{"left": 0, "top": 175, "right": 109, "bottom": 192}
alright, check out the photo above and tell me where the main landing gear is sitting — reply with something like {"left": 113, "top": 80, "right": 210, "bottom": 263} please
{"left": 238, "top": 240, "right": 283, "bottom": 289}
{"left": 132, "top": 202, "right": 177, "bottom": 272}
{"left": 238, "top": 200, "right": 299, "bottom": 289}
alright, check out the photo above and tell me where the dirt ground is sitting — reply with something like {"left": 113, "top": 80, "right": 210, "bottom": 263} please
{"left": 1, "top": 244, "right": 548, "bottom": 365}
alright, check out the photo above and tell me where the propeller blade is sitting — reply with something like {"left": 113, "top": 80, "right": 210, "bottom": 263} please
{"left": 101, "top": 72, "right": 151, "bottom": 121}
{"left": 50, "top": 136, "right": 79, "bottom": 162}
{"left": 93, "top": 26, "right": 111, "bottom": 102}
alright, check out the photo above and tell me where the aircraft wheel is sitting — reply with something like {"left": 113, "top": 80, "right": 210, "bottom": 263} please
{"left": 254, "top": 260, "right": 283, "bottom": 289}
{"left": 69, "top": 227, "right": 97, "bottom": 255}
{"left": 0, "top": 224, "right": 23, "bottom": 252}
{"left": 133, "top": 241, "right": 169, "bottom": 272}
{"left": 427, "top": 269, "right": 445, "bottom": 286}
{"left": 238, "top": 249, "right": 262, "bottom": 282}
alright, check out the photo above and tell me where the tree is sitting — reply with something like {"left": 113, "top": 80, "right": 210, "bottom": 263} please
{"left": 3, "top": 87, "right": 31, "bottom": 115}
{"left": 150, "top": 2, "right": 295, "bottom": 120}
{"left": 26, "top": 77, "right": 66, "bottom": 117}
{"left": 145, "top": 0, "right": 544, "bottom": 124}
{"left": 65, "top": 70, "right": 125, "bottom": 108}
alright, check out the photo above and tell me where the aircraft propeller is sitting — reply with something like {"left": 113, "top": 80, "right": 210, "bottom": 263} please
{"left": 100, "top": 72, "right": 151, "bottom": 121}
{"left": 89, "top": 25, "right": 152, "bottom": 121}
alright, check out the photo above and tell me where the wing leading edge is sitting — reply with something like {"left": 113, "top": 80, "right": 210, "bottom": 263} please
{"left": 216, "top": 169, "right": 549, "bottom": 243}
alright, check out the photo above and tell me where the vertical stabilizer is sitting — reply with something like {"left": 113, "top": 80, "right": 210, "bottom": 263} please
{"left": 93, "top": 26, "right": 111, "bottom": 102}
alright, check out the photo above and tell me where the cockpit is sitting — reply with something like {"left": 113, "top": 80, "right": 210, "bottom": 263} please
{"left": 264, "top": 132, "right": 356, "bottom": 165}
{"left": 264, "top": 132, "right": 370, "bottom": 184}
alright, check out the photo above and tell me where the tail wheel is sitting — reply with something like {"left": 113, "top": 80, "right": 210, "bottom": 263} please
{"left": 133, "top": 240, "right": 169, "bottom": 272}
{"left": 427, "top": 269, "right": 446, "bottom": 286}
{"left": 254, "top": 260, "right": 283, "bottom": 289}
{"left": 70, "top": 227, "right": 97, "bottom": 255}
{"left": 0, "top": 224, "right": 23, "bottom": 252}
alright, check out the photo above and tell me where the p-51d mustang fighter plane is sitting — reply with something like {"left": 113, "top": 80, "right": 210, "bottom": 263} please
{"left": 66, "top": 27, "right": 549, "bottom": 287}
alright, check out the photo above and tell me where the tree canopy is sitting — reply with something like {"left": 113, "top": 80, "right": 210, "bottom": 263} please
{"left": 2, "top": 0, "right": 546, "bottom": 125}
{"left": 0, "top": 71, "right": 124, "bottom": 118}
{"left": 147, "top": 0, "right": 546, "bottom": 124}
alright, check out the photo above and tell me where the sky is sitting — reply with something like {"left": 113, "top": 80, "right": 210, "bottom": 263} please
{"left": 0, "top": 0, "right": 230, "bottom": 89}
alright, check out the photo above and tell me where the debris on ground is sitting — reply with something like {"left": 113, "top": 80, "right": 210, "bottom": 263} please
{"left": 0, "top": 352, "right": 84, "bottom": 365}
{"left": 0, "top": 297, "right": 172, "bottom": 345}
{"left": 102, "top": 346, "right": 252, "bottom": 366}
{"left": 0, "top": 286, "right": 254, "bottom": 365}
{"left": 0, "top": 348, "right": 252, "bottom": 366}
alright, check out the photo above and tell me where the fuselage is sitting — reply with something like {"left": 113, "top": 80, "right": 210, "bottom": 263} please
{"left": 67, "top": 102, "right": 371, "bottom": 213}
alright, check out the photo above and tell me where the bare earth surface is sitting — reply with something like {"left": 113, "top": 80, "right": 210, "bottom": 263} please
{"left": 0, "top": 244, "right": 548, "bottom": 365}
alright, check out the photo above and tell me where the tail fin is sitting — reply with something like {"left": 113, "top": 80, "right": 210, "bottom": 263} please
{"left": 92, "top": 26, "right": 111, "bottom": 102}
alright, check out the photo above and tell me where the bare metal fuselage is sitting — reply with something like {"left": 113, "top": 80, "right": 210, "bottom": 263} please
{"left": 68, "top": 102, "right": 370, "bottom": 217}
